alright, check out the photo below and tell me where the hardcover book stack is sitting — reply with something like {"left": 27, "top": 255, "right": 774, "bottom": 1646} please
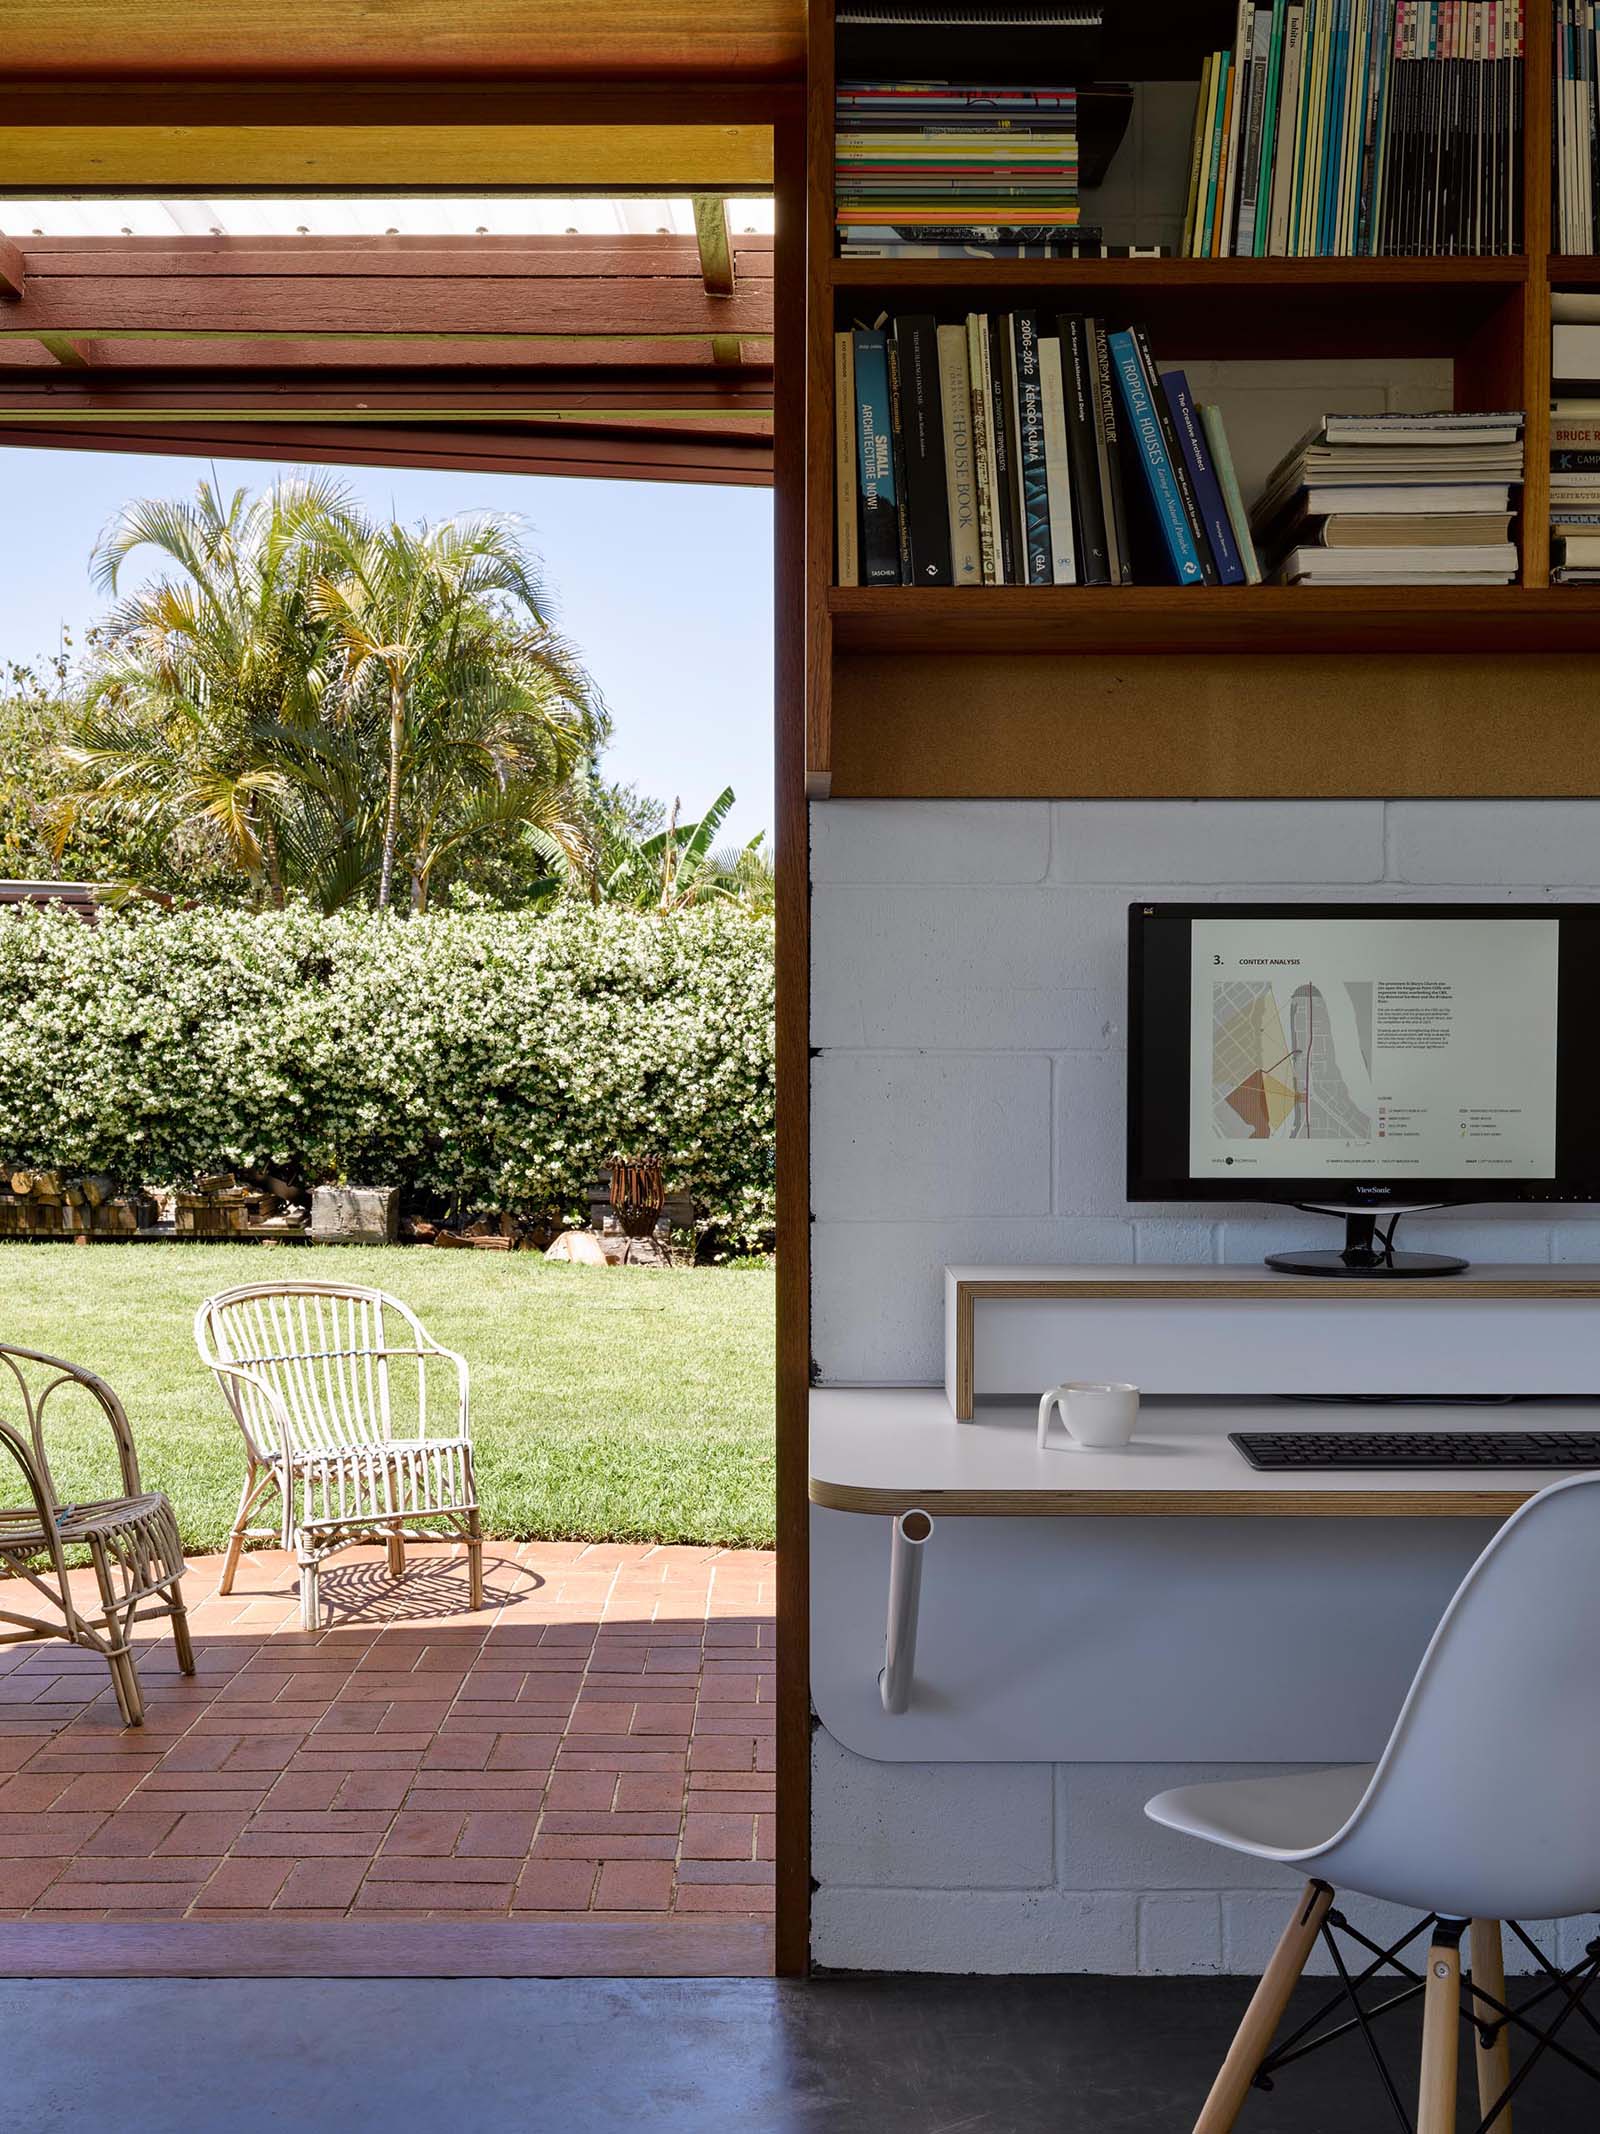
{"left": 1249, "top": 411, "right": 1524, "bottom": 584}
{"left": 836, "top": 312, "right": 1261, "bottom": 588}
{"left": 1549, "top": 296, "right": 1600, "bottom": 579}
{"left": 1184, "top": 0, "right": 1525, "bottom": 257}
{"left": 835, "top": 82, "right": 1081, "bottom": 257}
{"left": 1556, "top": 0, "right": 1599, "bottom": 252}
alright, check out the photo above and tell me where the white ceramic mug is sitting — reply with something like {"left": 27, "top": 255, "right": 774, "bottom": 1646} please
{"left": 1037, "top": 1380, "right": 1141, "bottom": 1451}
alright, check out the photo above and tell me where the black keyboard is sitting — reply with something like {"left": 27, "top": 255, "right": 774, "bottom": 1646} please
{"left": 1231, "top": 1430, "right": 1600, "bottom": 1472}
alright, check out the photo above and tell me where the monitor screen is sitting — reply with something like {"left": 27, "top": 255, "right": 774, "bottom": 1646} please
{"left": 1127, "top": 903, "right": 1600, "bottom": 1207}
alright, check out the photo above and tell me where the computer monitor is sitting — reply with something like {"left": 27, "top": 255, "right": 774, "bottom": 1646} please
{"left": 1126, "top": 902, "right": 1600, "bottom": 1276}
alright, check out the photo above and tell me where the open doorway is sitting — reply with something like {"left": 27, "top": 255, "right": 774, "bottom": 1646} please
{"left": 0, "top": 187, "right": 788, "bottom": 1975}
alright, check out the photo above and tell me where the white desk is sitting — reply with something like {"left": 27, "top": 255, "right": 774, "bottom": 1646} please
{"left": 812, "top": 1388, "right": 1583, "bottom": 1521}
{"left": 809, "top": 1390, "right": 1588, "bottom": 1763}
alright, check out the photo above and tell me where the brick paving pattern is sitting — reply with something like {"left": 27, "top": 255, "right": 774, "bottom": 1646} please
{"left": 0, "top": 1541, "right": 774, "bottom": 1922}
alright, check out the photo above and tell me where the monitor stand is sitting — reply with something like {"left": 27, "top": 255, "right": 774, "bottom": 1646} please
{"left": 1265, "top": 1210, "right": 1468, "bottom": 1279}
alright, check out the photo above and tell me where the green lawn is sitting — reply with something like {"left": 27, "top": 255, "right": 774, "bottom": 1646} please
{"left": 0, "top": 1244, "right": 775, "bottom": 1554}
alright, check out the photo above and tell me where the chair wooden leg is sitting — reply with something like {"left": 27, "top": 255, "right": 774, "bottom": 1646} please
{"left": 297, "top": 1548, "right": 321, "bottom": 1633}
{"left": 1472, "top": 1919, "right": 1512, "bottom": 2131}
{"left": 467, "top": 1510, "right": 485, "bottom": 1611}
{"left": 107, "top": 1646, "right": 144, "bottom": 1728}
{"left": 385, "top": 1527, "right": 406, "bottom": 1580}
{"left": 1418, "top": 1920, "right": 1466, "bottom": 2134}
{"left": 169, "top": 1589, "right": 197, "bottom": 1677}
{"left": 1193, "top": 1881, "right": 1334, "bottom": 2134}
{"left": 218, "top": 1467, "right": 258, "bottom": 1596}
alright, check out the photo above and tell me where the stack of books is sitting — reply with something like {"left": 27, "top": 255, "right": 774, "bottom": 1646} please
{"left": 1184, "top": 0, "right": 1525, "bottom": 258}
{"left": 1250, "top": 412, "right": 1524, "bottom": 584}
{"left": 834, "top": 83, "right": 1080, "bottom": 257}
{"left": 1537, "top": 301, "right": 1600, "bottom": 581}
{"left": 1556, "top": 0, "right": 1599, "bottom": 253}
{"left": 835, "top": 312, "right": 1261, "bottom": 588}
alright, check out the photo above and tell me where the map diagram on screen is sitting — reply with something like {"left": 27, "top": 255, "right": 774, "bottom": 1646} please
{"left": 1211, "top": 979, "right": 1374, "bottom": 1142}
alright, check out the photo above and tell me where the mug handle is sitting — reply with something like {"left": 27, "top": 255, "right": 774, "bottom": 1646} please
{"left": 1037, "top": 1388, "right": 1063, "bottom": 1451}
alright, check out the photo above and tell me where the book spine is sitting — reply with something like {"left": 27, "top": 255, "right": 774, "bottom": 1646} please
{"left": 1161, "top": 372, "right": 1248, "bottom": 583}
{"left": 1132, "top": 327, "right": 1219, "bottom": 583}
{"left": 989, "top": 314, "right": 1022, "bottom": 582}
{"left": 1091, "top": 322, "right": 1135, "bottom": 584}
{"left": 1269, "top": 3, "right": 1307, "bottom": 250}
{"left": 968, "top": 313, "right": 1001, "bottom": 585}
{"left": 1203, "top": 53, "right": 1232, "bottom": 252}
{"left": 936, "top": 323, "right": 982, "bottom": 585}
{"left": 834, "top": 331, "right": 860, "bottom": 587}
{"left": 885, "top": 336, "right": 913, "bottom": 583}
{"left": 1059, "top": 314, "right": 1112, "bottom": 584}
{"left": 1253, "top": 0, "right": 1289, "bottom": 254}
{"left": 1184, "top": 54, "right": 1216, "bottom": 255}
{"left": 1199, "top": 402, "right": 1264, "bottom": 582}
{"left": 852, "top": 329, "right": 901, "bottom": 586}
{"left": 1037, "top": 335, "right": 1079, "bottom": 584}
{"left": 1107, "top": 330, "right": 1206, "bottom": 583}
{"left": 1012, "top": 312, "right": 1055, "bottom": 585}
{"left": 1220, "top": 0, "right": 1257, "bottom": 253}
{"left": 894, "top": 315, "right": 954, "bottom": 585}
{"left": 1238, "top": 3, "right": 1277, "bottom": 251}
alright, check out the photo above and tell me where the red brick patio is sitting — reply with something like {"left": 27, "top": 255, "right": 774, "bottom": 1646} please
{"left": 0, "top": 1539, "right": 774, "bottom": 1933}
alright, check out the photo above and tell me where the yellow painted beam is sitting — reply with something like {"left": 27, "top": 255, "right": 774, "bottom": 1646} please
{"left": 0, "top": 124, "right": 773, "bottom": 193}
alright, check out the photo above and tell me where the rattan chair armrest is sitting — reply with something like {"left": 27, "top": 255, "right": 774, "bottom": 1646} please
{"left": 0, "top": 1343, "right": 143, "bottom": 1500}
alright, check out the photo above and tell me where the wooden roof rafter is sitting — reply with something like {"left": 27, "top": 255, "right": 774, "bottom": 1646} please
{"left": 0, "top": 226, "right": 774, "bottom": 481}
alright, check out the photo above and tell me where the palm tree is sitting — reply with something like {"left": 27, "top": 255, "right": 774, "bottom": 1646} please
{"left": 63, "top": 474, "right": 359, "bottom": 906}
{"left": 59, "top": 483, "right": 604, "bottom": 915}
{"left": 305, "top": 511, "right": 604, "bottom": 911}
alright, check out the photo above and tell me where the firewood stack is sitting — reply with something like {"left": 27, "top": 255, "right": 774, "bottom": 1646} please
{"left": 0, "top": 1169, "right": 157, "bottom": 1238}
{"left": 174, "top": 1172, "right": 308, "bottom": 1238}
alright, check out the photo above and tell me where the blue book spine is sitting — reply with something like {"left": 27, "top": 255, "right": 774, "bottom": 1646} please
{"left": 852, "top": 329, "right": 902, "bottom": 585}
{"left": 1160, "top": 372, "right": 1246, "bottom": 585}
{"left": 1107, "top": 330, "right": 1204, "bottom": 585}
{"left": 1319, "top": 0, "right": 1350, "bottom": 254}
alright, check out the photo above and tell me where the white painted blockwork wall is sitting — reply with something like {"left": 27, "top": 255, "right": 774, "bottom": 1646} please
{"left": 808, "top": 798, "right": 1600, "bottom": 1974}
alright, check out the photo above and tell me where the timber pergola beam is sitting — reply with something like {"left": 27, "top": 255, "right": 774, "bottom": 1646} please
{"left": 0, "top": 234, "right": 771, "bottom": 372}
{"left": 0, "top": 228, "right": 774, "bottom": 476}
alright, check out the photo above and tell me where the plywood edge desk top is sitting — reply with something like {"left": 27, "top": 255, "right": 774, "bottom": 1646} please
{"left": 809, "top": 1387, "right": 1589, "bottom": 1519}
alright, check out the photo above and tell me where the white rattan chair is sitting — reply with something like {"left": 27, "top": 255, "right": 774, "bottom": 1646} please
{"left": 194, "top": 1280, "right": 484, "bottom": 1631}
{"left": 0, "top": 1343, "right": 194, "bottom": 1726}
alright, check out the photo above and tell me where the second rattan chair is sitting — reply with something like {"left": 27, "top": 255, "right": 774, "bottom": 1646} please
{"left": 195, "top": 1279, "right": 484, "bottom": 1631}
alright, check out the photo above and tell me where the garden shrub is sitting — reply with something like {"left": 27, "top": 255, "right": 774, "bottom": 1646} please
{"left": 0, "top": 903, "right": 776, "bottom": 1247}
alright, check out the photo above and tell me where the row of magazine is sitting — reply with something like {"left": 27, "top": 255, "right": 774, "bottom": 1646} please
{"left": 1184, "top": 0, "right": 1525, "bottom": 256}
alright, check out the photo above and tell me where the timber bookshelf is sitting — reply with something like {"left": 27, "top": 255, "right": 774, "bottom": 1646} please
{"left": 803, "top": 0, "right": 1600, "bottom": 800}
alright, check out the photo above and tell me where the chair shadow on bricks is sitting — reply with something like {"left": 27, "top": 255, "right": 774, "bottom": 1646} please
{"left": 0, "top": 1537, "right": 776, "bottom": 1930}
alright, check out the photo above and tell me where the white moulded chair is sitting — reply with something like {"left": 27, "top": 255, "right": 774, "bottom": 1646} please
{"left": 1147, "top": 1471, "right": 1600, "bottom": 2134}
{"left": 195, "top": 1280, "right": 484, "bottom": 1631}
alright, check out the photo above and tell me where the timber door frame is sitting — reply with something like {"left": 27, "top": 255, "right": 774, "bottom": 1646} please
{"left": 0, "top": 81, "right": 811, "bottom": 1977}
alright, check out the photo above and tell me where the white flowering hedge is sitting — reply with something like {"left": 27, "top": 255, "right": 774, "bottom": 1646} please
{"left": 0, "top": 903, "right": 776, "bottom": 1245}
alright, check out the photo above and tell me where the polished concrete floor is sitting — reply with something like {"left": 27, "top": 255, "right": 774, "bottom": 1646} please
{"left": 5, "top": 1973, "right": 1598, "bottom": 2131}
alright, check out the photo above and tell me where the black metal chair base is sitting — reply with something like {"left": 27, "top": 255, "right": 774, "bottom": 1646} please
{"left": 1250, "top": 1902, "right": 1600, "bottom": 2134}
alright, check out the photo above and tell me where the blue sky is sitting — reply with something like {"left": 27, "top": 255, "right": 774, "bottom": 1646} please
{"left": 0, "top": 447, "right": 776, "bottom": 849}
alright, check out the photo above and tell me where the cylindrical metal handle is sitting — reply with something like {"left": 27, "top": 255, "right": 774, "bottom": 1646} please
{"left": 880, "top": 1507, "right": 934, "bottom": 1714}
